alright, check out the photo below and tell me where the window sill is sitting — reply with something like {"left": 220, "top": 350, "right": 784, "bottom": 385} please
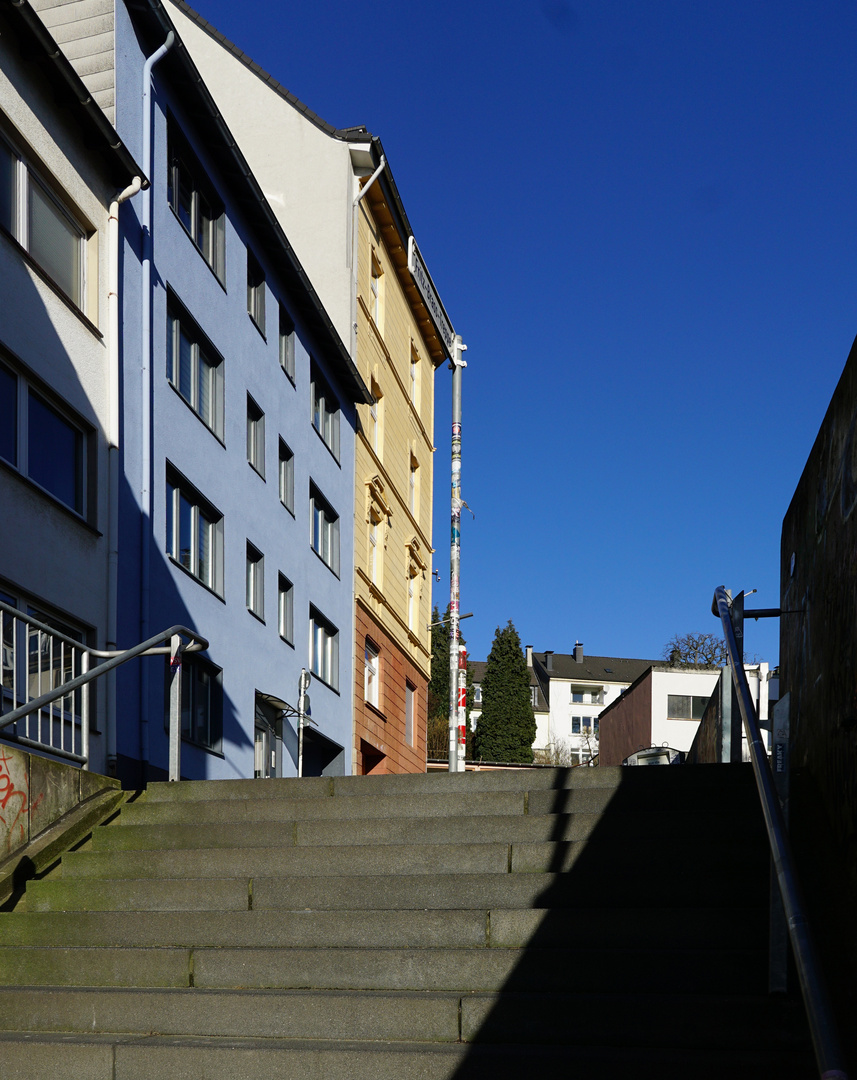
{"left": 248, "top": 312, "right": 266, "bottom": 340}
{"left": 247, "top": 608, "right": 265, "bottom": 625}
{"left": 167, "top": 554, "right": 225, "bottom": 602}
{"left": 311, "top": 423, "right": 341, "bottom": 467}
{"left": 310, "top": 672, "right": 340, "bottom": 696}
{"left": 168, "top": 205, "right": 227, "bottom": 291}
{"left": 0, "top": 459, "right": 100, "bottom": 535}
{"left": 279, "top": 634, "right": 295, "bottom": 648}
{"left": 365, "top": 701, "right": 386, "bottom": 722}
{"left": 1, "top": 226, "right": 102, "bottom": 338}
{"left": 167, "top": 382, "right": 225, "bottom": 446}
{"left": 310, "top": 547, "right": 340, "bottom": 579}
{"left": 248, "top": 461, "right": 266, "bottom": 481}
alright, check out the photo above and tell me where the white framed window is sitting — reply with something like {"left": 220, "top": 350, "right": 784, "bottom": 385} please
{"left": 165, "top": 465, "right": 223, "bottom": 594}
{"left": 278, "top": 439, "right": 294, "bottom": 513}
{"left": 0, "top": 357, "right": 88, "bottom": 517}
{"left": 247, "top": 395, "right": 265, "bottom": 477}
{"left": 310, "top": 483, "right": 339, "bottom": 575}
{"left": 246, "top": 542, "right": 264, "bottom": 620}
{"left": 278, "top": 574, "right": 293, "bottom": 644}
{"left": 310, "top": 606, "right": 338, "bottom": 690}
{"left": 279, "top": 304, "right": 295, "bottom": 383}
{"left": 311, "top": 363, "right": 340, "bottom": 460}
{"left": 368, "top": 517, "right": 378, "bottom": 585}
{"left": 247, "top": 250, "right": 266, "bottom": 332}
{"left": 530, "top": 685, "right": 538, "bottom": 707}
{"left": 364, "top": 639, "right": 380, "bottom": 707}
{"left": 0, "top": 133, "right": 86, "bottom": 308}
{"left": 167, "top": 295, "right": 224, "bottom": 438}
{"left": 167, "top": 119, "right": 225, "bottom": 282}
{"left": 405, "top": 681, "right": 415, "bottom": 746}
{"left": 473, "top": 683, "right": 482, "bottom": 704}
{"left": 572, "top": 716, "right": 583, "bottom": 734}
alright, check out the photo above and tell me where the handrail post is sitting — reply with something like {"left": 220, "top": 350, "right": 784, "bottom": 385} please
{"left": 167, "top": 634, "right": 183, "bottom": 782}
{"left": 81, "top": 651, "right": 90, "bottom": 770}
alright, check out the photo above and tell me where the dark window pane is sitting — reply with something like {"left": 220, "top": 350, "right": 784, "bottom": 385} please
{"left": 27, "top": 392, "right": 82, "bottom": 512}
{"left": 0, "top": 361, "right": 17, "bottom": 465}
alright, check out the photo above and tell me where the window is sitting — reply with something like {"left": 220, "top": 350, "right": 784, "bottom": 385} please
{"left": 572, "top": 688, "right": 603, "bottom": 705}
{"left": 370, "top": 249, "right": 383, "bottom": 326}
{"left": 405, "top": 681, "right": 415, "bottom": 746}
{"left": 167, "top": 296, "right": 223, "bottom": 437}
{"left": 310, "top": 606, "right": 338, "bottom": 690}
{"left": 310, "top": 483, "right": 339, "bottom": 574}
{"left": 667, "top": 695, "right": 709, "bottom": 721}
{"left": 246, "top": 542, "right": 264, "bottom": 619}
{"left": 1, "top": 135, "right": 85, "bottom": 307}
{"left": 572, "top": 716, "right": 582, "bottom": 734}
{"left": 179, "top": 655, "right": 222, "bottom": 751}
{"left": 279, "top": 305, "right": 295, "bottom": 383}
{"left": 473, "top": 684, "right": 482, "bottom": 704}
{"left": 311, "top": 364, "right": 340, "bottom": 459}
{"left": 165, "top": 466, "right": 223, "bottom": 594}
{"left": 168, "top": 120, "right": 225, "bottom": 281}
{"left": 0, "top": 359, "right": 87, "bottom": 516}
{"left": 247, "top": 250, "right": 266, "bottom": 332}
{"left": 410, "top": 347, "right": 419, "bottom": 407}
{"left": 368, "top": 514, "right": 379, "bottom": 585}
{"left": 278, "top": 574, "right": 293, "bottom": 643}
{"left": 247, "top": 395, "right": 265, "bottom": 477}
{"left": 368, "top": 377, "right": 383, "bottom": 457}
{"left": 409, "top": 454, "right": 419, "bottom": 515}
{"left": 278, "top": 439, "right": 294, "bottom": 513}
{"left": 407, "top": 566, "right": 418, "bottom": 631}
{"left": 364, "top": 639, "right": 380, "bottom": 707}
{"left": 530, "top": 686, "right": 539, "bottom": 707}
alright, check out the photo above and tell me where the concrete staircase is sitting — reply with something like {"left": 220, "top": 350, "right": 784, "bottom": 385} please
{"left": 0, "top": 764, "right": 814, "bottom": 1078}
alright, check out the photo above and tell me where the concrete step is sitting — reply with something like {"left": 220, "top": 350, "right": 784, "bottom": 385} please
{"left": 0, "top": 1032, "right": 818, "bottom": 1080}
{"left": 25, "top": 863, "right": 769, "bottom": 912}
{"left": 55, "top": 837, "right": 767, "bottom": 884}
{"left": 141, "top": 763, "right": 759, "bottom": 803}
{"left": 0, "top": 986, "right": 808, "bottom": 1050}
{"left": 0, "top": 905, "right": 768, "bottom": 949}
{"left": 90, "top": 809, "right": 763, "bottom": 851}
{"left": 0, "top": 944, "right": 767, "bottom": 994}
{"left": 122, "top": 779, "right": 762, "bottom": 824}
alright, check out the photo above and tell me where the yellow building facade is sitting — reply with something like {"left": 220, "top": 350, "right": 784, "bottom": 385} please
{"left": 352, "top": 177, "right": 446, "bottom": 773}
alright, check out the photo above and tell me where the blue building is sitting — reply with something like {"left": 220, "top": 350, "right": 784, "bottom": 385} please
{"left": 21, "top": 0, "right": 369, "bottom": 784}
{"left": 109, "top": 0, "right": 370, "bottom": 784}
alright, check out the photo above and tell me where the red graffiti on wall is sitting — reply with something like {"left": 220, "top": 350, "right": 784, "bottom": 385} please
{"left": 0, "top": 749, "right": 43, "bottom": 851}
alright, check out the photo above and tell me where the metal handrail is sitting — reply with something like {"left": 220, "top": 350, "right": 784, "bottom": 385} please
{"left": 712, "top": 586, "right": 848, "bottom": 1080}
{"left": 0, "top": 599, "right": 207, "bottom": 777}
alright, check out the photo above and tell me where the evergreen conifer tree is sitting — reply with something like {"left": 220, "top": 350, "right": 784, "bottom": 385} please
{"left": 473, "top": 620, "right": 535, "bottom": 763}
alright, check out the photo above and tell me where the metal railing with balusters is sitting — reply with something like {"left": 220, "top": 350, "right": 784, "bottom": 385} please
{"left": 0, "top": 599, "right": 207, "bottom": 780}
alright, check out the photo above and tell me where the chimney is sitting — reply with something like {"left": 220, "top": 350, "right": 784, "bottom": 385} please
{"left": 544, "top": 650, "right": 554, "bottom": 672}
{"left": 573, "top": 642, "right": 584, "bottom": 663}
{"left": 525, "top": 645, "right": 533, "bottom": 667}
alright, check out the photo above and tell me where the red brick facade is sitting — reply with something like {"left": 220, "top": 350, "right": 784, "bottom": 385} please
{"left": 354, "top": 603, "right": 427, "bottom": 774}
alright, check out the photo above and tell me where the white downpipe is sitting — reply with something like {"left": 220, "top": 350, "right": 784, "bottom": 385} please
{"left": 107, "top": 175, "right": 142, "bottom": 774}
{"left": 140, "top": 32, "right": 174, "bottom": 772}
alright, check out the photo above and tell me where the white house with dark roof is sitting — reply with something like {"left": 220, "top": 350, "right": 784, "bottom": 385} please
{"left": 530, "top": 643, "right": 659, "bottom": 764}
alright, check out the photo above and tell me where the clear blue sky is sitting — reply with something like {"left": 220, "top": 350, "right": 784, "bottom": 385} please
{"left": 187, "top": 0, "right": 857, "bottom": 667}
